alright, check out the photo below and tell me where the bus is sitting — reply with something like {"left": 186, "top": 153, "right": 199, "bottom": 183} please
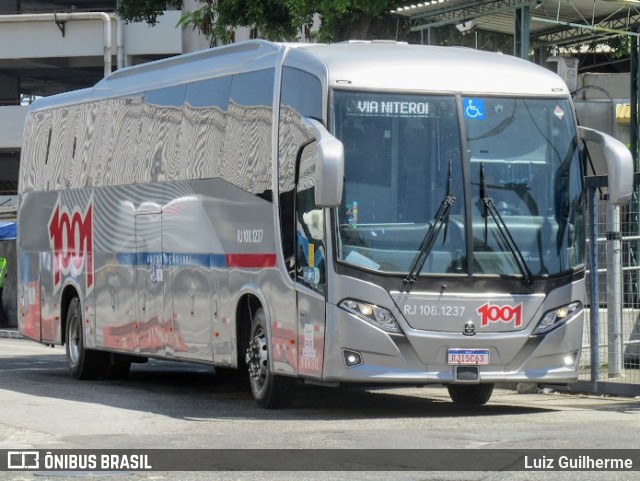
{"left": 18, "top": 40, "right": 633, "bottom": 408}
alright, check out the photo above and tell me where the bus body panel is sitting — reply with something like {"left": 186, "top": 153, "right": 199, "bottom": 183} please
{"left": 19, "top": 177, "right": 303, "bottom": 369}
{"left": 324, "top": 264, "right": 584, "bottom": 382}
{"left": 323, "top": 280, "right": 584, "bottom": 384}
{"left": 18, "top": 40, "right": 612, "bottom": 404}
{"left": 392, "top": 292, "right": 546, "bottom": 333}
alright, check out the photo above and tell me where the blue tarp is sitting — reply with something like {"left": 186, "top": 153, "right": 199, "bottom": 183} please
{"left": 0, "top": 222, "right": 16, "bottom": 240}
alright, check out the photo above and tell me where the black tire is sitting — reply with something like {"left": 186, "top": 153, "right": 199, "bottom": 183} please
{"left": 245, "top": 307, "right": 296, "bottom": 408}
{"left": 65, "top": 297, "right": 108, "bottom": 380}
{"left": 447, "top": 383, "right": 494, "bottom": 405}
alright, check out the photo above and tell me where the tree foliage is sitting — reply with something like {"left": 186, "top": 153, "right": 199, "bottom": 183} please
{"left": 116, "top": 0, "right": 182, "bottom": 25}
{"left": 116, "top": 0, "right": 406, "bottom": 44}
{"left": 115, "top": 0, "right": 519, "bottom": 54}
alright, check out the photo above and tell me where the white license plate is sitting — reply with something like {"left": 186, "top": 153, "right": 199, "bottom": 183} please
{"left": 447, "top": 348, "right": 490, "bottom": 365}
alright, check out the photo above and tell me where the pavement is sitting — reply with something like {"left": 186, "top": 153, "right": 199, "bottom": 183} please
{"left": 0, "top": 328, "right": 546, "bottom": 394}
{"left": 0, "top": 327, "right": 21, "bottom": 339}
{"left": 0, "top": 327, "right": 630, "bottom": 399}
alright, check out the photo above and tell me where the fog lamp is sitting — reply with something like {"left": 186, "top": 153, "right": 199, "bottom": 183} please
{"left": 562, "top": 352, "right": 577, "bottom": 367}
{"left": 343, "top": 349, "right": 363, "bottom": 367}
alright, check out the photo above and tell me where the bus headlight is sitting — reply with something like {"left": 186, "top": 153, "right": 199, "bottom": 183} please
{"left": 533, "top": 302, "right": 582, "bottom": 335}
{"left": 339, "top": 299, "right": 401, "bottom": 333}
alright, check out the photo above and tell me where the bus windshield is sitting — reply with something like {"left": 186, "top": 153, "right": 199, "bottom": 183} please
{"left": 333, "top": 91, "right": 583, "bottom": 279}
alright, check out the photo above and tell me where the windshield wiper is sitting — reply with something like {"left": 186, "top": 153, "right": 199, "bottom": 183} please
{"left": 479, "top": 163, "right": 534, "bottom": 285}
{"left": 403, "top": 162, "right": 455, "bottom": 286}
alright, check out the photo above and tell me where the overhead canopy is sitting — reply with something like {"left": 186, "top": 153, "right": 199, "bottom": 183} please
{"left": 393, "top": 0, "right": 640, "bottom": 50}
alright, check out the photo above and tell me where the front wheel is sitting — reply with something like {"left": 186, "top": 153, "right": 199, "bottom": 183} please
{"left": 447, "top": 383, "right": 494, "bottom": 405}
{"left": 245, "top": 307, "right": 296, "bottom": 408}
{"left": 65, "top": 297, "right": 108, "bottom": 380}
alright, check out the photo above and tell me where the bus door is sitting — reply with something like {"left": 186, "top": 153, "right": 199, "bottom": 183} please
{"left": 295, "top": 142, "right": 326, "bottom": 378}
{"left": 135, "top": 209, "right": 166, "bottom": 355}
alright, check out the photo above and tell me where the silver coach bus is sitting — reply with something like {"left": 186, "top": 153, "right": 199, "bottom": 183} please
{"left": 18, "top": 40, "right": 633, "bottom": 408}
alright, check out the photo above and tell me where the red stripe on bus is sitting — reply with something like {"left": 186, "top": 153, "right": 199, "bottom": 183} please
{"left": 225, "top": 254, "right": 277, "bottom": 268}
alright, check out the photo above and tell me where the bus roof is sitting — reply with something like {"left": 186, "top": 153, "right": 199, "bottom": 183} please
{"left": 291, "top": 41, "right": 569, "bottom": 97}
{"left": 29, "top": 40, "right": 569, "bottom": 112}
{"left": 29, "top": 41, "right": 281, "bottom": 111}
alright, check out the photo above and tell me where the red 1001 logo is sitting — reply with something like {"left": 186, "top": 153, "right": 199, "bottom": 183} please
{"left": 48, "top": 200, "right": 93, "bottom": 293}
{"left": 476, "top": 302, "right": 522, "bottom": 328}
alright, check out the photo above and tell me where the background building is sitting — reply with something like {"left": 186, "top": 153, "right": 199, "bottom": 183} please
{"left": 0, "top": 0, "right": 263, "bottom": 194}
{"left": 0, "top": 0, "right": 234, "bottom": 325}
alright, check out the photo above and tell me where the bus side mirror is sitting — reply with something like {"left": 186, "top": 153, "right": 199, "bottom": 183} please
{"left": 302, "top": 117, "right": 344, "bottom": 207}
{"left": 579, "top": 126, "right": 633, "bottom": 205}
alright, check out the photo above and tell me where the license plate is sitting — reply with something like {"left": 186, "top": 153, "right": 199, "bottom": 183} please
{"left": 447, "top": 348, "right": 490, "bottom": 365}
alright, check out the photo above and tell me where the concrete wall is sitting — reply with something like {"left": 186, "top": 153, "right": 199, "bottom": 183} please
{"left": 0, "top": 106, "right": 27, "bottom": 150}
{"left": 577, "top": 72, "right": 631, "bottom": 100}
{"left": 122, "top": 11, "right": 183, "bottom": 58}
{"left": 573, "top": 72, "right": 632, "bottom": 175}
{"left": 0, "top": 12, "right": 182, "bottom": 61}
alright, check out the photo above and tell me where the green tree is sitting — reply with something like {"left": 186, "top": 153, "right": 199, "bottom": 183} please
{"left": 115, "top": 0, "right": 517, "bottom": 50}
{"left": 116, "top": 0, "right": 182, "bottom": 25}
{"left": 116, "top": 0, "right": 408, "bottom": 44}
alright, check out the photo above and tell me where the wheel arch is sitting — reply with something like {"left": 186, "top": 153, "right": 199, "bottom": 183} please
{"left": 60, "top": 284, "right": 80, "bottom": 345}
{"left": 234, "top": 286, "right": 269, "bottom": 369}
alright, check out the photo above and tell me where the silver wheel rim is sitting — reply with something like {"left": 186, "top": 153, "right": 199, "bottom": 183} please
{"left": 68, "top": 311, "right": 80, "bottom": 365}
{"left": 246, "top": 326, "right": 268, "bottom": 393}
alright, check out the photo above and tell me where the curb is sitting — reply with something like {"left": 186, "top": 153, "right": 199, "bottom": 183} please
{"left": 0, "top": 329, "right": 22, "bottom": 339}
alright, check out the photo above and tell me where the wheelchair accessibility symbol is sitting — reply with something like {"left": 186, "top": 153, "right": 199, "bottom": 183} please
{"left": 463, "top": 98, "right": 485, "bottom": 120}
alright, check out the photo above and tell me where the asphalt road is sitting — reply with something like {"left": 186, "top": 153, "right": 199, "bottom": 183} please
{"left": 1, "top": 337, "right": 639, "bottom": 481}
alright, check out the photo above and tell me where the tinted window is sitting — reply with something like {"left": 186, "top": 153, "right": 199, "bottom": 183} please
{"left": 218, "top": 69, "right": 274, "bottom": 195}
{"left": 185, "top": 77, "right": 231, "bottom": 109}
{"left": 230, "top": 70, "right": 273, "bottom": 107}
{"left": 178, "top": 77, "right": 231, "bottom": 182}
{"left": 145, "top": 85, "right": 186, "bottom": 107}
{"left": 281, "top": 67, "right": 322, "bottom": 119}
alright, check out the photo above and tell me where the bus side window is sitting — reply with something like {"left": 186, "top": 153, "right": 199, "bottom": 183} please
{"left": 140, "top": 85, "right": 186, "bottom": 184}
{"left": 182, "top": 76, "right": 231, "bottom": 181}
{"left": 221, "top": 69, "right": 274, "bottom": 195}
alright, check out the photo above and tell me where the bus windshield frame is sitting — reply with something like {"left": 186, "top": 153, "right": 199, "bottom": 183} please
{"left": 331, "top": 90, "right": 584, "bottom": 281}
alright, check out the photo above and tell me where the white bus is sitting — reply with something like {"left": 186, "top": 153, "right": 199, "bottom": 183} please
{"left": 18, "top": 40, "right": 633, "bottom": 408}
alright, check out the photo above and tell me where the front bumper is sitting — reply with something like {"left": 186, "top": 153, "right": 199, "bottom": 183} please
{"left": 322, "top": 303, "right": 583, "bottom": 385}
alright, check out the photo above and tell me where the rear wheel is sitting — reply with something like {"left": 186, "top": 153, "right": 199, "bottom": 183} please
{"left": 65, "top": 297, "right": 108, "bottom": 380}
{"left": 245, "top": 307, "right": 296, "bottom": 408}
{"left": 447, "top": 383, "right": 494, "bottom": 405}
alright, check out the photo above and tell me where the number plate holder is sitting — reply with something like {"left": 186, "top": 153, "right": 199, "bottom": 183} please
{"left": 447, "top": 348, "right": 490, "bottom": 365}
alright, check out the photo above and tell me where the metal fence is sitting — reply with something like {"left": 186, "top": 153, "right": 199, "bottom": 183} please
{"left": 571, "top": 177, "right": 640, "bottom": 396}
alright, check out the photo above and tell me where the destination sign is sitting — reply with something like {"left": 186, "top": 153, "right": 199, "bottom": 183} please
{"left": 345, "top": 99, "right": 432, "bottom": 118}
